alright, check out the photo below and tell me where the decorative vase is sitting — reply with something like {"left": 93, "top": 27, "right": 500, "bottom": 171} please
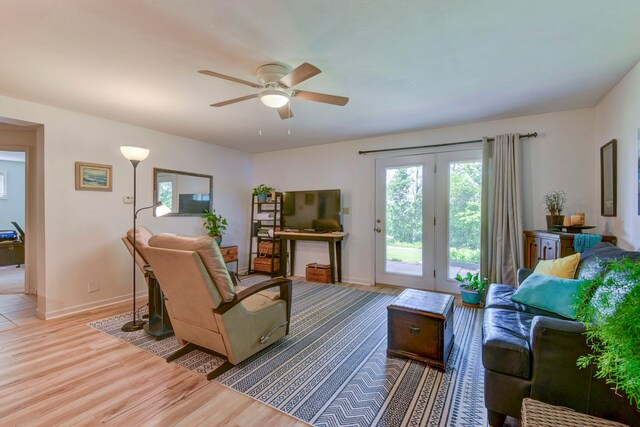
{"left": 210, "top": 234, "right": 222, "bottom": 246}
{"left": 545, "top": 215, "right": 564, "bottom": 230}
{"left": 460, "top": 287, "right": 481, "bottom": 305}
{"left": 257, "top": 193, "right": 268, "bottom": 202}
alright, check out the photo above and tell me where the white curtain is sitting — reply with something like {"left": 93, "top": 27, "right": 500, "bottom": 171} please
{"left": 480, "top": 133, "right": 524, "bottom": 285}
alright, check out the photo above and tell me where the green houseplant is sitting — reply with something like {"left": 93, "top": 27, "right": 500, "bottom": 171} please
{"left": 574, "top": 258, "right": 640, "bottom": 409}
{"left": 252, "top": 184, "right": 274, "bottom": 202}
{"left": 455, "top": 272, "right": 488, "bottom": 306}
{"left": 202, "top": 209, "right": 227, "bottom": 245}
{"left": 542, "top": 190, "right": 567, "bottom": 230}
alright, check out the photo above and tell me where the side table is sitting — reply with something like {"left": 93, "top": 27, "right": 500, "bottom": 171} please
{"left": 142, "top": 265, "right": 174, "bottom": 338}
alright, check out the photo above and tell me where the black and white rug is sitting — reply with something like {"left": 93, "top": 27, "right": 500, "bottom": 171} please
{"left": 89, "top": 278, "right": 486, "bottom": 426}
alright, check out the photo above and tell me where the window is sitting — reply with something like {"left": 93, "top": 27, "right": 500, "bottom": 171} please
{"left": 0, "top": 171, "right": 6, "bottom": 199}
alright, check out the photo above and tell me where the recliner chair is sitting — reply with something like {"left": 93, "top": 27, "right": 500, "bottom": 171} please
{"left": 144, "top": 233, "right": 292, "bottom": 378}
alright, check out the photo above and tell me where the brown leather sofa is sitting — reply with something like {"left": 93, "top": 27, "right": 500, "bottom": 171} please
{"left": 482, "top": 243, "right": 640, "bottom": 426}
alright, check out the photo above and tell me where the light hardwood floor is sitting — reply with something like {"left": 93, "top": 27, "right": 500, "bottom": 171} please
{"left": 0, "top": 278, "right": 408, "bottom": 426}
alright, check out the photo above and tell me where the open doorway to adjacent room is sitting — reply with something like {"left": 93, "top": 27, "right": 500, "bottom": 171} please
{"left": 0, "top": 150, "right": 33, "bottom": 330}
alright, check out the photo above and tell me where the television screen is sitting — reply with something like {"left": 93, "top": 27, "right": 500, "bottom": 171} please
{"left": 178, "top": 193, "right": 210, "bottom": 214}
{"left": 283, "top": 189, "right": 341, "bottom": 232}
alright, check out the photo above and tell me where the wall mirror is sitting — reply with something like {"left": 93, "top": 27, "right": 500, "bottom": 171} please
{"left": 153, "top": 168, "right": 213, "bottom": 217}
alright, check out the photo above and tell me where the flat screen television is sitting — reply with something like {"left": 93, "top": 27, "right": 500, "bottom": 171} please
{"left": 283, "top": 189, "right": 342, "bottom": 232}
{"left": 178, "top": 193, "right": 210, "bottom": 214}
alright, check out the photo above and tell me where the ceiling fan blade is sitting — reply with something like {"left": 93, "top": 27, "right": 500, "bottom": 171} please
{"left": 198, "top": 70, "right": 262, "bottom": 89}
{"left": 210, "top": 94, "right": 259, "bottom": 107}
{"left": 277, "top": 105, "right": 294, "bottom": 120}
{"left": 294, "top": 90, "right": 349, "bottom": 106}
{"left": 278, "top": 63, "right": 321, "bottom": 88}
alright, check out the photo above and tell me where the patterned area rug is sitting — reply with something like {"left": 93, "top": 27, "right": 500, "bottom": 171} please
{"left": 89, "top": 277, "right": 486, "bottom": 427}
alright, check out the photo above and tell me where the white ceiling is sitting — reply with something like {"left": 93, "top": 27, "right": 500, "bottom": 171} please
{"left": 1, "top": 1, "right": 639, "bottom": 153}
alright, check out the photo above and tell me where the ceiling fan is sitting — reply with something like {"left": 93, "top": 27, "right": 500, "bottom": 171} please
{"left": 198, "top": 62, "right": 349, "bottom": 120}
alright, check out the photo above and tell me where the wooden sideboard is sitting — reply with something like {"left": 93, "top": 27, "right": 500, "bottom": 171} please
{"left": 523, "top": 231, "right": 617, "bottom": 269}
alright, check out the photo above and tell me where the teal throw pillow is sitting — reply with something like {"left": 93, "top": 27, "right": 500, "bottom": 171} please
{"left": 511, "top": 273, "right": 584, "bottom": 319}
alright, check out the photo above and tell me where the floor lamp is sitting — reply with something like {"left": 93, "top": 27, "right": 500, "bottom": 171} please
{"left": 120, "top": 145, "right": 157, "bottom": 332}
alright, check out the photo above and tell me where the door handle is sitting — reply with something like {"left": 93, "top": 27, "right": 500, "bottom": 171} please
{"left": 375, "top": 227, "right": 381, "bottom": 233}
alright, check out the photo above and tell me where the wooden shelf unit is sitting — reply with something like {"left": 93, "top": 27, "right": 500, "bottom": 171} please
{"left": 248, "top": 192, "right": 284, "bottom": 276}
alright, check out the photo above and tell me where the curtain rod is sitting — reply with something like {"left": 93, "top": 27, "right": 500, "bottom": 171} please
{"left": 358, "top": 132, "right": 538, "bottom": 155}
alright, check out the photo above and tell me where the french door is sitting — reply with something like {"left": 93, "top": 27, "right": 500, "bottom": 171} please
{"left": 374, "top": 149, "right": 482, "bottom": 293}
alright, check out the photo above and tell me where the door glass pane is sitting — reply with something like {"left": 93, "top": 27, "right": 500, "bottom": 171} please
{"left": 385, "top": 165, "right": 423, "bottom": 276}
{"left": 448, "top": 161, "right": 481, "bottom": 279}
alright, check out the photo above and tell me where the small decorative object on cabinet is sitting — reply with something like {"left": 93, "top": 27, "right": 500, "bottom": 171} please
{"left": 523, "top": 230, "right": 617, "bottom": 269}
{"left": 541, "top": 190, "right": 566, "bottom": 230}
{"left": 248, "top": 191, "right": 283, "bottom": 276}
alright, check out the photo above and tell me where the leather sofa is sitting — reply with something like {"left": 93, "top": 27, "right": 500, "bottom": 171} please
{"left": 482, "top": 242, "right": 640, "bottom": 426}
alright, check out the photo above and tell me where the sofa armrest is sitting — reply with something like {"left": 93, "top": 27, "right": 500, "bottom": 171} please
{"left": 517, "top": 268, "right": 534, "bottom": 285}
{"left": 530, "top": 316, "right": 593, "bottom": 412}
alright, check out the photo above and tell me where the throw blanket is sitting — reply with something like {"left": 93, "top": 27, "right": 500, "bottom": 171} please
{"left": 574, "top": 233, "right": 602, "bottom": 253}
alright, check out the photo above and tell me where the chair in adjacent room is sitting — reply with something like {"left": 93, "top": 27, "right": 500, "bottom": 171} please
{"left": 144, "top": 233, "right": 292, "bottom": 378}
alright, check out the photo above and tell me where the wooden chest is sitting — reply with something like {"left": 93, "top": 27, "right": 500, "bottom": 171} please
{"left": 305, "top": 263, "right": 332, "bottom": 283}
{"left": 387, "top": 289, "right": 454, "bottom": 370}
{"left": 258, "top": 241, "right": 280, "bottom": 256}
{"left": 253, "top": 256, "right": 280, "bottom": 273}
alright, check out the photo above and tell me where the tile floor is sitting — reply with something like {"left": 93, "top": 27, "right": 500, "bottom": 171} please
{"left": 0, "top": 293, "right": 42, "bottom": 331}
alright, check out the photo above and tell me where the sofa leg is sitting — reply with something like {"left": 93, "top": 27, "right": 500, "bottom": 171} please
{"left": 488, "top": 410, "right": 507, "bottom": 427}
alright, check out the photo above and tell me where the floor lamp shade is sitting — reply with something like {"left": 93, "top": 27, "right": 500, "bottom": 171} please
{"left": 120, "top": 146, "right": 150, "bottom": 162}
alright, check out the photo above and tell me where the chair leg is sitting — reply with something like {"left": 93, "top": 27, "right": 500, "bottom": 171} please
{"left": 487, "top": 410, "right": 507, "bottom": 427}
{"left": 206, "top": 361, "right": 234, "bottom": 380}
{"left": 166, "top": 343, "right": 197, "bottom": 363}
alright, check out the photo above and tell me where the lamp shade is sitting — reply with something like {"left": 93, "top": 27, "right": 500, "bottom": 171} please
{"left": 259, "top": 90, "right": 290, "bottom": 109}
{"left": 155, "top": 204, "right": 171, "bottom": 217}
{"left": 120, "top": 146, "right": 150, "bottom": 161}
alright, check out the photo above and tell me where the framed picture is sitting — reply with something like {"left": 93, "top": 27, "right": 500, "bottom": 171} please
{"left": 75, "top": 162, "right": 112, "bottom": 192}
{"left": 600, "top": 139, "right": 617, "bottom": 217}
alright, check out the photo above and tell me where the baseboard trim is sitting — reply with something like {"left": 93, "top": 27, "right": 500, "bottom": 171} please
{"left": 43, "top": 290, "right": 146, "bottom": 320}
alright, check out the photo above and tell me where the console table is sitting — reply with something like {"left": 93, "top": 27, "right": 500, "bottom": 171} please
{"left": 276, "top": 231, "right": 347, "bottom": 284}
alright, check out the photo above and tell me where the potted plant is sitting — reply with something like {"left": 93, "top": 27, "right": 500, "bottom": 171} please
{"left": 542, "top": 190, "right": 567, "bottom": 230}
{"left": 202, "top": 209, "right": 228, "bottom": 245}
{"left": 455, "top": 272, "right": 488, "bottom": 306}
{"left": 574, "top": 258, "right": 640, "bottom": 410}
{"left": 253, "top": 184, "right": 274, "bottom": 202}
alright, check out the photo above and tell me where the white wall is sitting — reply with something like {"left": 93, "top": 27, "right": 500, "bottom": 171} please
{"left": 0, "top": 158, "right": 25, "bottom": 230}
{"left": 0, "top": 94, "right": 253, "bottom": 318}
{"left": 254, "top": 108, "right": 597, "bottom": 285}
{"left": 594, "top": 61, "right": 640, "bottom": 250}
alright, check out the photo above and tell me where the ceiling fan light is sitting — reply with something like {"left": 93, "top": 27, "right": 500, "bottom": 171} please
{"left": 259, "top": 90, "right": 290, "bottom": 108}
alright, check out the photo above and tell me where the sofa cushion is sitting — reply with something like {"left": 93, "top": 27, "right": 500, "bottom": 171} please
{"left": 483, "top": 308, "right": 535, "bottom": 379}
{"left": 511, "top": 274, "right": 583, "bottom": 320}
{"left": 485, "top": 284, "right": 565, "bottom": 318}
{"left": 148, "top": 234, "right": 235, "bottom": 302}
{"left": 533, "top": 252, "right": 581, "bottom": 279}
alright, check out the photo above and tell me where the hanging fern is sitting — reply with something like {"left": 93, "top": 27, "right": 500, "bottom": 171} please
{"left": 574, "top": 258, "right": 640, "bottom": 409}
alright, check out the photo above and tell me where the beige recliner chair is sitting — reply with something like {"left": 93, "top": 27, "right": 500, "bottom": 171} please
{"left": 144, "top": 233, "right": 292, "bottom": 378}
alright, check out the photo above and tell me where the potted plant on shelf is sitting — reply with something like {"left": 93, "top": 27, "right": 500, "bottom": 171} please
{"left": 253, "top": 184, "right": 274, "bottom": 202}
{"left": 202, "top": 209, "right": 228, "bottom": 245}
{"left": 455, "top": 272, "right": 488, "bottom": 306}
{"left": 542, "top": 190, "right": 567, "bottom": 230}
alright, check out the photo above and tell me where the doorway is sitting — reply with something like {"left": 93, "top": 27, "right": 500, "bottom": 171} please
{"left": 0, "top": 150, "right": 26, "bottom": 294}
{"left": 374, "top": 149, "right": 482, "bottom": 292}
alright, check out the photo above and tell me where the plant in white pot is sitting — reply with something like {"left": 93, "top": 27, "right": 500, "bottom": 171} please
{"left": 455, "top": 272, "right": 488, "bottom": 306}
{"left": 253, "top": 184, "right": 274, "bottom": 202}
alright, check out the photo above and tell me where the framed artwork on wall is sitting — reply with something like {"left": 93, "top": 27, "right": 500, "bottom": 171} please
{"left": 75, "top": 162, "right": 112, "bottom": 191}
{"left": 600, "top": 139, "right": 617, "bottom": 217}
